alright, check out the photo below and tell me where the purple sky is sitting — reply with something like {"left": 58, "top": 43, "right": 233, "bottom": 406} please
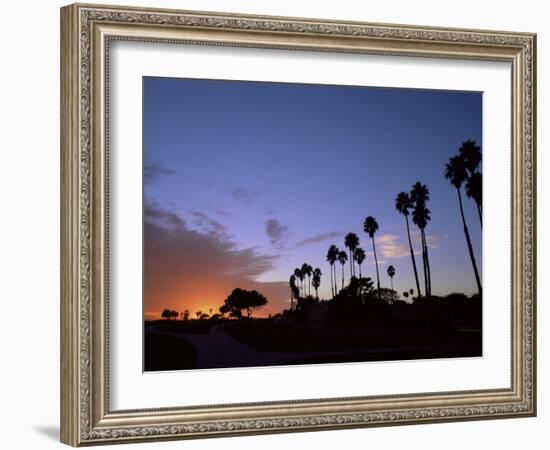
{"left": 143, "top": 77, "right": 482, "bottom": 317}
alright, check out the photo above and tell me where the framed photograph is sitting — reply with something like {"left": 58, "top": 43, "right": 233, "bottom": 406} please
{"left": 60, "top": 3, "right": 536, "bottom": 446}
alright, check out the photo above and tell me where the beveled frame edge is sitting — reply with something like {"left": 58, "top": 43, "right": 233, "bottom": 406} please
{"left": 60, "top": 2, "right": 536, "bottom": 446}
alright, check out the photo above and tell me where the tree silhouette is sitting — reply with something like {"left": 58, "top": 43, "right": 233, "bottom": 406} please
{"left": 294, "top": 267, "right": 304, "bottom": 298}
{"left": 363, "top": 216, "right": 381, "bottom": 299}
{"left": 344, "top": 232, "right": 360, "bottom": 277}
{"left": 326, "top": 245, "right": 339, "bottom": 298}
{"left": 289, "top": 274, "right": 299, "bottom": 310}
{"left": 395, "top": 191, "right": 422, "bottom": 298}
{"left": 411, "top": 182, "right": 432, "bottom": 298}
{"left": 182, "top": 309, "right": 190, "bottom": 321}
{"left": 312, "top": 267, "right": 322, "bottom": 299}
{"left": 337, "top": 250, "right": 348, "bottom": 291}
{"left": 302, "top": 263, "right": 313, "bottom": 297}
{"left": 459, "top": 140, "right": 483, "bottom": 227}
{"left": 387, "top": 265, "right": 396, "bottom": 291}
{"left": 354, "top": 247, "right": 366, "bottom": 279}
{"left": 195, "top": 310, "right": 202, "bottom": 319}
{"left": 445, "top": 154, "right": 482, "bottom": 296}
{"left": 221, "top": 288, "right": 268, "bottom": 319}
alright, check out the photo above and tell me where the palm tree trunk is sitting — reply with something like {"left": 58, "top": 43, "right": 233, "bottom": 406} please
{"left": 422, "top": 229, "right": 432, "bottom": 297}
{"left": 405, "top": 216, "right": 422, "bottom": 298}
{"left": 420, "top": 230, "right": 429, "bottom": 298}
{"left": 359, "top": 264, "right": 362, "bottom": 279}
{"left": 390, "top": 277, "right": 394, "bottom": 291}
{"left": 477, "top": 203, "right": 482, "bottom": 227}
{"left": 457, "top": 188, "right": 482, "bottom": 296}
{"left": 341, "top": 264, "right": 344, "bottom": 291}
{"left": 349, "top": 251, "right": 353, "bottom": 278}
{"left": 371, "top": 237, "right": 381, "bottom": 300}
{"left": 330, "top": 264, "right": 334, "bottom": 298}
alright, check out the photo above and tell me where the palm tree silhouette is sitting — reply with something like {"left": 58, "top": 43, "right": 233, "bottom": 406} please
{"left": 387, "top": 265, "right": 396, "bottom": 291}
{"left": 395, "top": 191, "right": 422, "bottom": 298}
{"left": 354, "top": 247, "right": 366, "bottom": 279}
{"left": 312, "top": 267, "right": 322, "bottom": 299}
{"left": 344, "top": 232, "right": 360, "bottom": 277}
{"left": 459, "top": 140, "right": 482, "bottom": 227}
{"left": 289, "top": 274, "right": 298, "bottom": 310}
{"left": 363, "top": 216, "right": 381, "bottom": 299}
{"left": 326, "top": 245, "right": 339, "bottom": 298}
{"left": 445, "top": 155, "right": 482, "bottom": 296}
{"left": 302, "top": 263, "right": 313, "bottom": 297}
{"left": 293, "top": 267, "right": 304, "bottom": 298}
{"left": 337, "top": 250, "right": 348, "bottom": 291}
{"left": 411, "top": 182, "right": 432, "bottom": 298}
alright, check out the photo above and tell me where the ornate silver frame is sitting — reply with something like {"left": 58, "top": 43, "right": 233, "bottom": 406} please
{"left": 60, "top": 3, "right": 536, "bottom": 446}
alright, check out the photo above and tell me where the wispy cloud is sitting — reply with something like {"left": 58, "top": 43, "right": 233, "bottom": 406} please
{"left": 226, "top": 186, "right": 258, "bottom": 203}
{"left": 295, "top": 231, "right": 343, "bottom": 247}
{"left": 265, "top": 219, "right": 289, "bottom": 248}
{"left": 144, "top": 163, "right": 175, "bottom": 183}
{"left": 376, "top": 233, "right": 411, "bottom": 259}
{"left": 190, "top": 210, "right": 231, "bottom": 241}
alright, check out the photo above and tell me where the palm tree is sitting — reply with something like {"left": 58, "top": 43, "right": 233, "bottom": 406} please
{"left": 289, "top": 274, "right": 298, "bottom": 311}
{"left": 302, "top": 263, "right": 313, "bottom": 297}
{"left": 293, "top": 267, "right": 304, "bottom": 298}
{"left": 344, "top": 232, "right": 360, "bottom": 277}
{"left": 387, "top": 265, "right": 396, "bottom": 291}
{"left": 363, "top": 216, "right": 381, "bottom": 299}
{"left": 410, "top": 182, "right": 432, "bottom": 298}
{"left": 354, "top": 247, "right": 366, "bottom": 279}
{"left": 445, "top": 155, "right": 482, "bottom": 296}
{"left": 312, "top": 267, "right": 322, "bottom": 299}
{"left": 458, "top": 140, "right": 482, "bottom": 174}
{"left": 326, "top": 245, "right": 338, "bottom": 298}
{"left": 395, "top": 191, "right": 422, "bottom": 298}
{"left": 459, "top": 140, "right": 482, "bottom": 227}
{"left": 466, "top": 171, "right": 482, "bottom": 226}
{"left": 337, "top": 251, "right": 348, "bottom": 291}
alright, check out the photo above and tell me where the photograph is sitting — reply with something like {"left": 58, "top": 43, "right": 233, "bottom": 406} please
{"left": 143, "top": 77, "right": 483, "bottom": 372}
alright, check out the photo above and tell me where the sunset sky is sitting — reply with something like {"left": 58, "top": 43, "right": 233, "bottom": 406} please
{"left": 143, "top": 77, "right": 482, "bottom": 319}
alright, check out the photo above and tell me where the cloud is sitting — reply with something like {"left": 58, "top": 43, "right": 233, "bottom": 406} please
{"left": 265, "top": 219, "right": 289, "bottom": 248}
{"left": 227, "top": 186, "right": 258, "bottom": 203}
{"left": 144, "top": 163, "right": 175, "bottom": 183}
{"left": 295, "top": 231, "right": 343, "bottom": 247}
{"left": 372, "top": 232, "right": 445, "bottom": 260}
{"left": 190, "top": 210, "right": 231, "bottom": 241}
{"left": 144, "top": 203, "right": 288, "bottom": 318}
{"left": 145, "top": 202, "right": 186, "bottom": 228}
{"left": 376, "top": 233, "right": 411, "bottom": 259}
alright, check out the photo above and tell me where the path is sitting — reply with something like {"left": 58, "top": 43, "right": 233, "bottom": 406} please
{"left": 148, "top": 325, "right": 474, "bottom": 369}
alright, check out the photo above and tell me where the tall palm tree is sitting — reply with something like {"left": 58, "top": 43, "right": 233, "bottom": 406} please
{"left": 344, "top": 232, "right": 360, "bottom": 277}
{"left": 312, "top": 267, "right": 322, "bottom": 299}
{"left": 410, "top": 182, "right": 432, "bottom": 298}
{"left": 466, "top": 171, "right": 482, "bottom": 226}
{"left": 445, "top": 155, "right": 482, "bottom": 296}
{"left": 387, "top": 265, "right": 396, "bottom": 291}
{"left": 302, "top": 263, "right": 313, "bottom": 297}
{"left": 293, "top": 267, "right": 304, "bottom": 298}
{"left": 395, "top": 191, "right": 422, "bottom": 298}
{"left": 289, "top": 274, "right": 298, "bottom": 311}
{"left": 337, "top": 251, "right": 348, "bottom": 291}
{"left": 363, "top": 216, "right": 381, "bottom": 299}
{"left": 326, "top": 245, "right": 338, "bottom": 298}
{"left": 354, "top": 247, "right": 366, "bottom": 279}
{"left": 459, "top": 140, "right": 482, "bottom": 227}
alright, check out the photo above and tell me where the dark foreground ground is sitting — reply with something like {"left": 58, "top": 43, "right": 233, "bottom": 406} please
{"left": 144, "top": 315, "right": 482, "bottom": 371}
